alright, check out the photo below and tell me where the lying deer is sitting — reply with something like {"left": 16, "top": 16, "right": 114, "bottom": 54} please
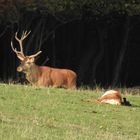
{"left": 82, "top": 90, "right": 131, "bottom": 106}
{"left": 11, "top": 31, "right": 77, "bottom": 89}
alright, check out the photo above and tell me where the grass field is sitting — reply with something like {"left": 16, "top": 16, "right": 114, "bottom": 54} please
{"left": 0, "top": 83, "right": 140, "bottom": 140}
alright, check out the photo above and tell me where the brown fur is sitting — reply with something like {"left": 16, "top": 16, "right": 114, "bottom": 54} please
{"left": 82, "top": 90, "right": 122, "bottom": 105}
{"left": 18, "top": 63, "right": 77, "bottom": 89}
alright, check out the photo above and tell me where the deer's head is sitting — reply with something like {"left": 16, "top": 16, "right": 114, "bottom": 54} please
{"left": 11, "top": 31, "right": 42, "bottom": 73}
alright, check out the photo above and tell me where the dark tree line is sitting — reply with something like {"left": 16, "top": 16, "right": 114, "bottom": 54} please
{"left": 0, "top": 0, "right": 140, "bottom": 87}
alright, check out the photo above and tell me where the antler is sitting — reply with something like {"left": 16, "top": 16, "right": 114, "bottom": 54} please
{"left": 11, "top": 31, "right": 31, "bottom": 60}
{"left": 11, "top": 39, "right": 25, "bottom": 60}
{"left": 11, "top": 30, "right": 42, "bottom": 59}
{"left": 29, "top": 51, "right": 42, "bottom": 58}
{"left": 15, "top": 30, "right": 31, "bottom": 54}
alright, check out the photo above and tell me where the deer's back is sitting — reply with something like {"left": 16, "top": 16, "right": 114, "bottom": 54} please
{"left": 39, "top": 66, "right": 77, "bottom": 88}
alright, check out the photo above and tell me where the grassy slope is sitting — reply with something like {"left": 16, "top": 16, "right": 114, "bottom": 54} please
{"left": 0, "top": 84, "right": 140, "bottom": 140}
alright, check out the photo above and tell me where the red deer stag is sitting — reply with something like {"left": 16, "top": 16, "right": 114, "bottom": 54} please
{"left": 11, "top": 31, "right": 77, "bottom": 89}
{"left": 82, "top": 90, "right": 131, "bottom": 106}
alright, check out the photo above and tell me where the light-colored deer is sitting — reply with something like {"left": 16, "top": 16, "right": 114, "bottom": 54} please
{"left": 11, "top": 31, "right": 77, "bottom": 89}
{"left": 82, "top": 90, "right": 123, "bottom": 105}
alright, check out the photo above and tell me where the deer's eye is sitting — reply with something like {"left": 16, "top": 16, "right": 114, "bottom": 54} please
{"left": 27, "top": 62, "right": 31, "bottom": 64}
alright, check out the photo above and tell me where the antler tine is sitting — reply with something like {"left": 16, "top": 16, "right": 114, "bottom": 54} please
{"left": 11, "top": 40, "right": 25, "bottom": 60}
{"left": 14, "top": 32, "right": 24, "bottom": 55}
{"left": 11, "top": 41, "right": 18, "bottom": 53}
{"left": 22, "top": 30, "right": 31, "bottom": 40}
{"left": 29, "top": 51, "right": 42, "bottom": 58}
{"left": 15, "top": 32, "right": 18, "bottom": 41}
{"left": 14, "top": 31, "right": 31, "bottom": 56}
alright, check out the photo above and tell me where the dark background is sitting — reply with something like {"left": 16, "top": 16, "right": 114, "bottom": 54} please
{"left": 0, "top": 1, "right": 140, "bottom": 88}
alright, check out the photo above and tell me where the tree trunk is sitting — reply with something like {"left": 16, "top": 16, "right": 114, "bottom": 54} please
{"left": 52, "top": 31, "right": 56, "bottom": 67}
{"left": 112, "top": 15, "right": 130, "bottom": 86}
{"left": 78, "top": 47, "right": 95, "bottom": 85}
{"left": 90, "top": 27, "right": 105, "bottom": 85}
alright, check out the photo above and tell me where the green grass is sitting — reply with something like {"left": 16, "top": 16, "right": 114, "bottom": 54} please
{"left": 0, "top": 83, "right": 140, "bottom": 140}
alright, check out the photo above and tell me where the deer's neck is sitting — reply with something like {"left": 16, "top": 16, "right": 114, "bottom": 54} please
{"left": 25, "top": 64, "right": 41, "bottom": 84}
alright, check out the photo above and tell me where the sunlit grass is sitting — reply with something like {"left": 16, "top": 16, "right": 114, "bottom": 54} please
{"left": 0, "top": 83, "right": 140, "bottom": 140}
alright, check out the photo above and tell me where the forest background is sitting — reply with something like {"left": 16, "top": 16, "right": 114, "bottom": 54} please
{"left": 0, "top": 0, "right": 140, "bottom": 88}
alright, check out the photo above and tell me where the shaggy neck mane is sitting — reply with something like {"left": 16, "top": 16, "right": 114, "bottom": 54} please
{"left": 25, "top": 64, "right": 41, "bottom": 84}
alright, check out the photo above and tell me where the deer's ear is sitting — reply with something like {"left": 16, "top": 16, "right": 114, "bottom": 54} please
{"left": 16, "top": 54, "right": 25, "bottom": 61}
{"left": 29, "top": 57, "right": 35, "bottom": 63}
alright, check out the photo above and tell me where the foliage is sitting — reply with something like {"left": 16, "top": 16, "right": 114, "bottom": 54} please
{"left": 0, "top": 83, "right": 140, "bottom": 139}
{"left": 19, "top": 0, "right": 140, "bottom": 15}
{"left": 0, "top": 0, "right": 18, "bottom": 25}
{"left": 1, "top": 0, "right": 140, "bottom": 25}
